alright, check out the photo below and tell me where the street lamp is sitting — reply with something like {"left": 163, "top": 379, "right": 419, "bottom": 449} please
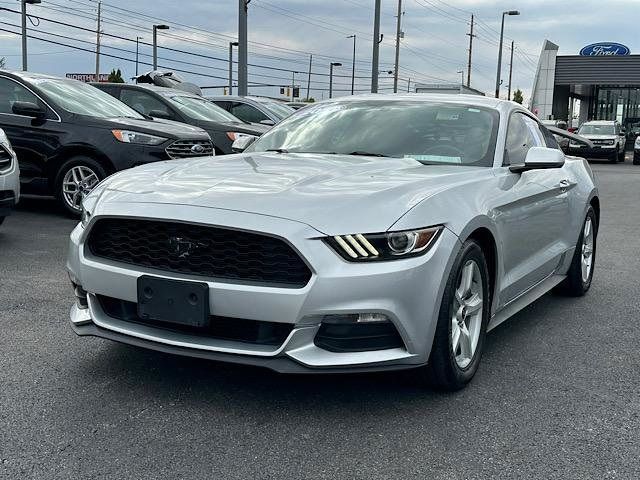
{"left": 229, "top": 41, "right": 239, "bottom": 95}
{"left": 457, "top": 69, "right": 465, "bottom": 86}
{"left": 347, "top": 35, "right": 356, "bottom": 95}
{"left": 495, "top": 10, "right": 519, "bottom": 99}
{"left": 329, "top": 62, "right": 342, "bottom": 99}
{"left": 152, "top": 24, "right": 169, "bottom": 70}
{"left": 135, "top": 36, "right": 143, "bottom": 76}
{"left": 21, "top": 0, "right": 41, "bottom": 71}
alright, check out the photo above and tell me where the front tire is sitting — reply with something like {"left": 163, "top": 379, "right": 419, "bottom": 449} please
{"left": 618, "top": 147, "right": 625, "bottom": 163}
{"left": 424, "top": 240, "right": 490, "bottom": 391}
{"left": 557, "top": 207, "right": 597, "bottom": 296}
{"left": 54, "top": 157, "right": 106, "bottom": 217}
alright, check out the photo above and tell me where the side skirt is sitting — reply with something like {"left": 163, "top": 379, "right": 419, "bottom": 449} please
{"left": 487, "top": 274, "right": 566, "bottom": 332}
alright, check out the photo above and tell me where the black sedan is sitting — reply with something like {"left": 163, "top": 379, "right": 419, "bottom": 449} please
{"left": 0, "top": 71, "right": 212, "bottom": 215}
{"left": 93, "top": 83, "right": 269, "bottom": 154}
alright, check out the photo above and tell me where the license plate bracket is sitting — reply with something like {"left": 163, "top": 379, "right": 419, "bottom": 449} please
{"left": 137, "top": 276, "right": 209, "bottom": 328}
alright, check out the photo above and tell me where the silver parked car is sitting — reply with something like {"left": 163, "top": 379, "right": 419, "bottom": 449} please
{"left": 0, "top": 128, "right": 19, "bottom": 226}
{"left": 67, "top": 95, "right": 599, "bottom": 390}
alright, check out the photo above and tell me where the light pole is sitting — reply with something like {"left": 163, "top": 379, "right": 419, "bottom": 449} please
{"left": 152, "top": 24, "right": 169, "bottom": 70}
{"left": 457, "top": 69, "right": 465, "bottom": 86}
{"left": 495, "top": 10, "right": 519, "bottom": 99}
{"left": 347, "top": 34, "right": 356, "bottom": 95}
{"left": 135, "top": 36, "right": 142, "bottom": 76}
{"left": 21, "top": 0, "right": 42, "bottom": 71}
{"left": 228, "top": 41, "right": 238, "bottom": 95}
{"left": 329, "top": 62, "right": 342, "bottom": 99}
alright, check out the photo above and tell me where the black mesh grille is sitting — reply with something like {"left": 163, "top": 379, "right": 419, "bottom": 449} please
{"left": 87, "top": 218, "right": 312, "bottom": 287}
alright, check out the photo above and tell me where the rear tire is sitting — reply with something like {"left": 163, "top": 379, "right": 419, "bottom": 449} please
{"left": 618, "top": 148, "right": 625, "bottom": 163}
{"left": 423, "top": 240, "right": 490, "bottom": 391}
{"left": 54, "top": 157, "right": 106, "bottom": 217}
{"left": 557, "top": 206, "right": 597, "bottom": 296}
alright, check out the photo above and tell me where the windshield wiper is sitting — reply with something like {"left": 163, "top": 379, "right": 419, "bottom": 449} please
{"left": 266, "top": 148, "right": 289, "bottom": 153}
{"left": 347, "top": 151, "right": 388, "bottom": 157}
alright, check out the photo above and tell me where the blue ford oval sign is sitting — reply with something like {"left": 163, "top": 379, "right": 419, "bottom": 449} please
{"left": 580, "top": 42, "right": 630, "bottom": 56}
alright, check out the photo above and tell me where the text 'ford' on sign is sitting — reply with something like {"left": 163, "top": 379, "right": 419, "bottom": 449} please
{"left": 579, "top": 42, "right": 630, "bottom": 56}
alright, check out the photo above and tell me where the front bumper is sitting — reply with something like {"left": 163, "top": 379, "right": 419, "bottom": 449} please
{"left": 0, "top": 156, "right": 20, "bottom": 217}
{"left": 67, "top": 203, "right": 460, "bottom": 373}
{"left": 569, "top": 145, "right": 617, "bottom": 159}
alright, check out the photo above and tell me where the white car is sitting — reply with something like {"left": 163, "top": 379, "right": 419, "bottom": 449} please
{"left": 67, "top": 95, "right": 598, "bottom": 390}
{"left": 0, "top": 128, "right": 19, "bottom": 226}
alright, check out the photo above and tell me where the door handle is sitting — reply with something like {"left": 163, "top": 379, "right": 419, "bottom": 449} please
{"left": 558, "top": 179, "right": 572, "bottom": 193}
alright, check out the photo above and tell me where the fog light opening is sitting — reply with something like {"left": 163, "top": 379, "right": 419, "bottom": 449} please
{"left": 70, "top": 280, "right": 88, "bottom": 309}
{"left": 321, "top": 313, "right": 390, "bottom": 324}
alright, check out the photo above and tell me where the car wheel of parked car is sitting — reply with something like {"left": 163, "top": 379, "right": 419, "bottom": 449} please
{"left": 424, "top": 240, "right": 490, "bottom": 391}
{"left": 55, "top": 157, "right": 106, "bottom": 217}
{"left": 633, "top": 155, "right": 640, "bottom": 165}
{"left": 557, "top": 207, "right": 597, "bottom": 297}
{"left": 618, "top": 148, "right": 625, "bottom": 162}
{"left": 0, "top": 216, "right": 4, "bottom": 226}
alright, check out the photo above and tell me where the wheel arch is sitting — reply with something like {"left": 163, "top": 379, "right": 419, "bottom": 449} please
{"left": 47, "top": 146, "right": 115, "bottom": 187}
{"left": 589, "top": 195, "right": 600, "bottom": 227}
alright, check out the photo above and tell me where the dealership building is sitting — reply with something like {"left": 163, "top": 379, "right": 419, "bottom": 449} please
{"left": 530, "top": 40, "right": 640, "bottom": 133}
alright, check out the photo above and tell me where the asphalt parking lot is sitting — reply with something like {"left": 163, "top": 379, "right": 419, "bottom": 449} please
{"left": 1, "top": 158, "right": 639, "bottom": 480}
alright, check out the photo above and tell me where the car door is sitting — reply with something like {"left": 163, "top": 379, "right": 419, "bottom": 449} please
{"left": 493, "top": 112, "right": 572, "bottom": 306}
{"left": 0, "top": 76, "right": 63, "bottom": 189}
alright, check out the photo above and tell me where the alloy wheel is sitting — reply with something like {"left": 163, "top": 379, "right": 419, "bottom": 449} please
{"left": 581, "top": 217, "right": 595, "bottom": 283}
{"left": 451, "top": 260, "right": 483, "bottom": 369}
{"left": 62, "top": 165, "right": 100, "bottom": 212}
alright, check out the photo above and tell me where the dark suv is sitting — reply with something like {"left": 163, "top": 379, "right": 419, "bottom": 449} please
{"left": 0, "top": 71, "right": 212, "bottom": 215}
{"left": 93, "top": 83, "right": 269, "bottom": 154}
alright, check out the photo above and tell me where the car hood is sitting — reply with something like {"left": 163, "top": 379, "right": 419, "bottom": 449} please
{"left": 90, "top": 116, "right": 210, "bottom": 139}
{"left": 190, "top": 120, "right": 270, "bottom": 136}
{"left": 90, "top": 153, "right": 487, "bottom": 234}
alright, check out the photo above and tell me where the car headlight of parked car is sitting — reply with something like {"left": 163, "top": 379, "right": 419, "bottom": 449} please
{"left": 326, "top": 226, "right": 443, "bottom": 261}
{"left": 226, "top": 132, "right": 251, "bottom": 141}
{"left": 635, "top": 136, "right": 640, "bottom": 149}
{"left": 111, "top": 130, "right": 167, "bottom": 145}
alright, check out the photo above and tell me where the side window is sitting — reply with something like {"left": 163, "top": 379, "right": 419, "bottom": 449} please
{"left": 0, "top": 77, "right": 51, "bottom": 117}
{"left": 230, "top": 102, "right": 269, "bottom": 123}
{"left": 504, "top": 113, "right": 544, "bottom": 166}
{"left": 539, "top": 124, "right": 560, "bottom": 150}
{"left": 214, "top": 101, "right": 232, "bottom": 111}
{"left": 119, "top": 89, "right": 172, "bottom": 117}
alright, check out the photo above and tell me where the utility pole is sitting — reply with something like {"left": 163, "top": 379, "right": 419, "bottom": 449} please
{"left": 21, "top": 0, "right": 27, "bottom": 71}
{"left": 393, "top": 0, "right": 403, "bottom": 93}
{"left": 306, "top": 54, "right": 312, "bottom": 100}
{"left": 371, "top": 0, "right": 381, "bottom": 93}
{"left": 228, "top": 41, "right": 238, "bottom": 95}
{"left": 152, "top": 24, "right": 169, "bottom": 70}
{"left": 466, "top": 14, "right": 475, "bottom": 88}
{"left": 94, "top": 1, "right": 101, "bottom": 82}
{"left": 507, "top": 40, "right": 514, "bottom": 100}
{"left": 407, "top": 77, "right": 411, "bottom": 93}
{"left": 135, "top": 36, "right": 142, "bottom": 76}
{"left": 290, "top": 71, "right": 295, "bottom": 102}
{"left": 347, "top": 35, "right": 356, "bottom": 95}
{"left": 238, "top": 0, "right": 249, "bottom": 96}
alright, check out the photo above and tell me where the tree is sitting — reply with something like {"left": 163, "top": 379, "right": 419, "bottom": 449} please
{"left": 304, "top": 97, "right": 315, "bottom": 103}
{"left": 512, "top": 88, "right": 524, "bottom": 104}
{"left": 0, "top": 57, "right": 6, "bottom": 70}
{"left": 107, "top": 68, "right": 124, "bottom": 83}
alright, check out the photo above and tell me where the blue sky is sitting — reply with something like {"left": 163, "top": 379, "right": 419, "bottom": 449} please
{"left": 1, "top": 0, "right": 639, "bottom": 101}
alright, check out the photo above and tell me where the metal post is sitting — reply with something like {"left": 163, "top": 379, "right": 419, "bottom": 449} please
{"left": 466, "top": 14, "right": 475, "bottom": 88}
{"left": 495, "top": 10, "right": 519, "bottom": 99}
{"left": 371, "top": 0, "right": 381, "bottom": 93}
{"left": 507, "top": 40, "right": 514, "bottom": 100}
{"left": 21, "top": 0, "right": 27, "bottom": 71}
{"left": 95, "top": 1, "right": 101, "bottom": 81}
{"left": 347, "top": 35, "right": 356, "bottom": 95}
{"left": 152, "top": 26, "right": 158, "bottom": 70}
{"left": 238, "top": 0, "right": 249, "bottom": 96}
{"left": 393, "top": 0, "right": 402, "bottom": 93}
{"left": 329, "top": 63, "right": 334, "bottom": 99}
{"left": 135, "top": 36, "right": 141, "bottom": 76}
{"left": 228, "top": 41, "right": 238, "bottom": 95}
{"left": 306, "top": 54, "right": 312, "bottom": 101}
{"left": 407, "top": 77, "right": 411, "bottom": 93}
{"left": 291, "top": 71, "right": 295, "bottom": 102}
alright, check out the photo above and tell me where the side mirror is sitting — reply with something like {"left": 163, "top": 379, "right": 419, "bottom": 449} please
{"left": 259, "top": 119, "right": 275, "bottom": 126}
{"left": 231, "top": 134, "right": 258, "bottom": 153}
{"left": 148, "top": 109, "right": 173, "bottom": 120}
{"left": 510, "top": 147, "right": 565, "bottom": 173}
{"left": 12, "top": 101, "right": 46, "bottom": 119}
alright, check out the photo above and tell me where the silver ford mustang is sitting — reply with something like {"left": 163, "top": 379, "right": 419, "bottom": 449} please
{"left": 67, "top": 95, "right": 599, "bottom": 390}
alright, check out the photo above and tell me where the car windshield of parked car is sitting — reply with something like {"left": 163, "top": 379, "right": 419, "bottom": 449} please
{"left": 257, "top": 100, "right": 295, "bottom": 121}
{"left": 579, "top": 124, "right": 615, "bottom": 135}
{"left": 248, "top": 100, "right": 499, "bottom": 166}
{"left": 167, "top": 95, "right": 242, "bottom": 123}
{"left": 34, "top": 79, "right": 144, "bottom": 119}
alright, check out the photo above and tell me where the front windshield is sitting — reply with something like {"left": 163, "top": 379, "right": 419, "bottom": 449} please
{"left": 258, "top": 101, "right": 295, "bottom": 120}
{"left": 34, "top": 79, "right": 143, "bottom": 118}
{"left": 167, "top": 95, "right": 242, "bottom": 122}
{"left": 248, "top": 100, "right": 499, "bottom": 166}
{"left": 579, "top": 124, "right": 615, "bottom": 135}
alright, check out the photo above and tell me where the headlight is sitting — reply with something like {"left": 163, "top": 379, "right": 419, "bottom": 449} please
{"left": 635, "top": 136, "right": 640, "bottom": 149}
{"left": 0, "top": 129, "right": 13, "bottom": 152}
{"left": 226, "top": 132, "right": 250, "bottom": 141}
{"left": 112, "top": 130, "right": 167, "bottom": 145}
{"left": 326, "top": 226, "right": 443, "bottom": 262}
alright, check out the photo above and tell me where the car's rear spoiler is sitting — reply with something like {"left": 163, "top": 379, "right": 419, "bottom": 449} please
{"left": 547, "top": 126, "right": 594, "bottom": 149}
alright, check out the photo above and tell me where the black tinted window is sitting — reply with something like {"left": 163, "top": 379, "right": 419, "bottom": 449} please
{"left": 231, "top": 102, "right": 269, "bottom": 123}
{"left": 120, "top": 89, "right": 172, "bottom": 117}
{"left": 0, "top": 77, "right": 50, "bottom": 117}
